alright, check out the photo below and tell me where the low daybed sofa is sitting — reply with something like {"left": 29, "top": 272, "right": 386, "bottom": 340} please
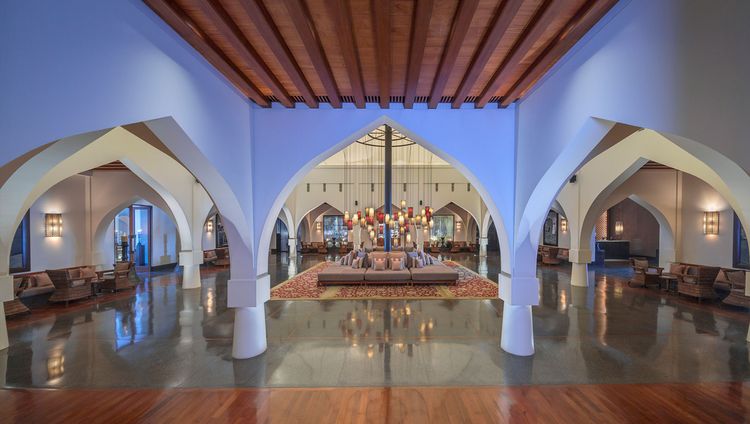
{"left": 317, "top": 250, "right": 458, "bottom": 285}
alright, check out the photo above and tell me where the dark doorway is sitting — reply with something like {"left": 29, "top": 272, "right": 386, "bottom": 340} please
{"left": 487, "top": 220, "right": 501, "bottom": 252}
{"left": 274, "top": 218, "right": 289, "bottom": 253}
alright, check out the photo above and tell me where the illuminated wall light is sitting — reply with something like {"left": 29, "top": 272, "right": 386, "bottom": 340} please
{"left": 316, "top": 221, "right": 322, "bottom": 231}
{"left": 456, "top": 221, "right": 462, "bottom": 231}
{"left": 45, "top": 213, "right": 63, "bottom": 237}
{"left": 614, "top": 221, "right": 624, "bottom": 236}
{"left": 560, "top": 218, "right": 568, "bottom": 233}
{"left": 703, "top": 211, "right": 720, "bottom": 235}
{"left": 206, "top": 220, "right": 214, "bottom": 233}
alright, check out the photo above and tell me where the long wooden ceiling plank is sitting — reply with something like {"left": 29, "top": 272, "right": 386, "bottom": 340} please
{"left": 403, "top": 0, "right": 434, "bottom": 108}
{"left": 282, "top": 0, "right": 342, "bottom": 107}
{"left": 476, "top": 0, "right": 566, "bottom": 107}
{"left": 233, "top": 0, "right": 318, "bottom": 107}
{"left": 500, "top": 0, "right": 618, "bottom": 106}
{"left": 192, "top": 0, "right": 293, "bottom": 107}
{"left": 328, "top": 0, "right": 366, "bottom": 108}
{"left": 451, "top": 0, "right": 524, "bottom": 108}
{"left": 372, "top": 0, "right": 392, "bottom": 108}
{"left": 144, "top": 0, "right": 270, "bottom": 106}
{"left": 427, "top": 0, "right": 479, "bottom": 109}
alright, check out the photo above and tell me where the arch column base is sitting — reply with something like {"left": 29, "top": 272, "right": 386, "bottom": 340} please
{"left": 501, "top": 303, "right": 534, "bottom": 356}
{"left": 570, "top": 262, "right": 590, "bottom": 287}
{"left": 179, "top": 251, "right": 202, "bottom": 289}
{"left": 288, "top": 237, "right": 297, "bottom": 259}
{"left": 232, "top": 306, "right": 267, "bottom": 359}
{"left": 479, "top": 237, "right": 488, "bottom": 257}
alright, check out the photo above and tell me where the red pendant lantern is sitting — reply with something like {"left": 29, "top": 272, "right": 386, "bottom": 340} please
{"left": 357, "top": 210, "right": 362, "bottom": 220}
{"left": 347, "top": 219, "right": 353, "bottom": 230}
{"left": 377, "top": 211, "right": 384, "bottom": 223}
{"left": 408, "top": 207, "right": 413, "bottom": 218}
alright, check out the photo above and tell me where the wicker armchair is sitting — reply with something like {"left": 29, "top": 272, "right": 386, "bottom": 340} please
{"left": 720, "top": 270, "right": 750, "bottom": 307}
{"left": 678, "top": 265, "right": 720, "bottom": 300}
{"left": 3, "top": 277, "right": 30, "bottom": 317}
{"left": 47, "top": 268, "right": 92, "bottom": 306}
{"left": 628, "top": 258, "right": 663, "bottom": 288}
{"left": 203, "top": 250, "right": 218, "bottom": 265}
{"left": 450, "top": 242, "right": 465, "bottom": 253}
{"left": 541, "top": 247, "right": 562, "bottom": 265}
{"left": 101, "top": 262, "right": 135, "bottom": 292}
{"left": 215, "top": 247, "right": 230, "bottom": 267}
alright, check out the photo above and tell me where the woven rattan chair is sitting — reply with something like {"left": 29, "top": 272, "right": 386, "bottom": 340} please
{"left": 101, "top": 262, "right": 135, "bottom": 292}
{"left": 628, "top": 258, "right": 663, "bottom": 288}
{"left": 47, "top": 268, "right": 92, "bottom": 307}
{"left": 678, "top": 265, "right": 720, "bottom": 300}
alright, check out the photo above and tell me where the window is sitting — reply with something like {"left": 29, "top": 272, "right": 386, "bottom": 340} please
{"left": 430, "top": 215, "right": 454, "bottom": 242}
{"left": 543, "top": 210, "right": 559, "bottom": 246}
{"left": 323, "top": 215, "right": 347, "bottom": 242}
{"left": 10, "top": 211, "right": 30, "bottom": 273}
{"left": 733, "top": 213, "right": 749, "bottom": 269}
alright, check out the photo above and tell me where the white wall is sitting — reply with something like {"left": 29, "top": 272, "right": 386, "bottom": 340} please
{"left": 28, "top": 175, "right": 88, "bottom": 271}
{"left": 680, "top": 174, "right": 734, "bottom": 268}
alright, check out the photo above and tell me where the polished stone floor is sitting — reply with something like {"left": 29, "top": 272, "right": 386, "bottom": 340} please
{"left": 2, "top": 253, "right": 749, "bottom": 389}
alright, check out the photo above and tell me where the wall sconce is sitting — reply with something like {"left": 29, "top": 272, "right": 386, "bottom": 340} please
{"left": 316, "top": 221, "right": 322, "bottom": 231}
{"left": 456, "top": 221, "right": 462, "bottom": 231}
{"left": 45, "top": 213, "right": 63, "bottom": 237}
{"left": 703, "top": 211, "right": 719, "bottom": 235}
{"left": 614, "top": 221, "right": 624, "bottom": 236}
{"left": 206, "top": 220, "right": 214, "bottom": 233}
{"left": 560, "top": 218, "right": 568, "bottom": 233}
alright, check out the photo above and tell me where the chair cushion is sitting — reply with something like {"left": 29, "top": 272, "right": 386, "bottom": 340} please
{"left": 70, "top": 279, "right": 88, "bottom": 288}
{"left": 633, "top": 259, "right": 649, "bottom": 269}
{"left": 364, "top": 269, "right": 411, "bottom": 281}
{"left": 81, "top": 267, "right": 97, "bottom": 279}
{"left": 34, "top": 273, "right": 54, "bottom": 288}
{"left": 669, "top": 263, "right": 685, "bottom": 275}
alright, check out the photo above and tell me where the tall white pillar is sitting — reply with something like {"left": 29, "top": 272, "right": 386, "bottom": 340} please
{"left": 569, "top": 249, "right": 592, "bottom": 287}
{"left": 498, "top": 273, "right": 537, "bottom": 356}
{"left": 180, "top": 250, "right": 201, "bottom": 289}
{"left": 479, "top": 237, "right": 488, "bottom": 257}
{"left": 233, "top": 306, "right": 267, "bottom": 359}
{"left": 0, "top": 274, "right": 11, "bottom": 350}
{"left": 287, "top": 237, "right": 297, "bottom": 258}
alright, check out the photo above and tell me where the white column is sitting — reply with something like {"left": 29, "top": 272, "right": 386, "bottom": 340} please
{"left": 498, "top": 272, "right": 537, "bottom": 356}
{"left": 0, "top": 274, "right": 12, "bottom": 350}
{"left": 569, "top": 248, "right": 592, "bottom": 287}
{"left": 233, "top": 306, "right": 267, "bottom": 358}
{"left": 479, "top": 237, "right": 488, "bottom": 257}
{"left": 180, "top": 250, "right": 201, "bottom": 289}
{"left": 288, "top": 237, "right": 297, "bottom": 258}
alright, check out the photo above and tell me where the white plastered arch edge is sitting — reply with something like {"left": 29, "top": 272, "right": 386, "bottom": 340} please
{"left": 255, "top": 116, "right": 512, "bottom": 279}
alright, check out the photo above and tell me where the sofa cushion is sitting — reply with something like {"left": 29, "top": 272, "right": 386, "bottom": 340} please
{"left": 633, "top": 259, "right": 649, "bottom": 269}
{"left": 70, "top": 279, "right": 88, "bottom": 287}
{"left": 409, "top": 264, "right": 459, "bottom": 281}
{"left": 81, "top": 267, "right": 97, "bottom": 279}
{"left": 20, "top": 285, "right": 55, "bottom": 298}
{"left": 364, "top": 269, "right": 411, "bottom": 281}
{"left": 318, "top": 266, "right": 366, "bottom": 282}
{"left": 669, "top": 263, "right": 685, "bottom": 275}
{"left": 34, "top": 273, "right": 54, "bottom": 288}
{"left": 373, "top": 258, "right": 387, "bottom": 271}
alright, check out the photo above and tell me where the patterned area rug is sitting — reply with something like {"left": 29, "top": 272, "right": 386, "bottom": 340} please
{"left": 270, "top": 260, "right": 498, "bottom": 300}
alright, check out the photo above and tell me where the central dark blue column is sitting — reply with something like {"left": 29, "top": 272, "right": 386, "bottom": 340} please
{"left": 384, "top": 125, "right": 392, "bottom": 252}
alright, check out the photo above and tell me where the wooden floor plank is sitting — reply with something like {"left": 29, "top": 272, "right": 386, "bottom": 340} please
{"left": 3, "top": 383, "right": 750, "bottom": 423}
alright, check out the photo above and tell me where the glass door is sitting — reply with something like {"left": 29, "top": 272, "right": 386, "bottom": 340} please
{"left": 113, "top": 204, "right": 152, "bottom": 272}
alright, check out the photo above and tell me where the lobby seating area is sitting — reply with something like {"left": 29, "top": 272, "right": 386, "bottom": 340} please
{"left": 317, "top": 250, "right": 458, "bottom": 285}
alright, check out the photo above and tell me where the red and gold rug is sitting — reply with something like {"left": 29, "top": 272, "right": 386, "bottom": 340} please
{"left": 270, "top": 261, "right": 498, "bottom": 300}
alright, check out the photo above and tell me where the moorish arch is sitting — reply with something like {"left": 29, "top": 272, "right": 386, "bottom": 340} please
{"left": 256, "top": 117, "right": 512, "bottom": 285}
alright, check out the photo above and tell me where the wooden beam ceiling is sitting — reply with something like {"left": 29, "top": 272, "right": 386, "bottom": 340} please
{"left": 146, "top": 0, "right": 615, "bottom": 108}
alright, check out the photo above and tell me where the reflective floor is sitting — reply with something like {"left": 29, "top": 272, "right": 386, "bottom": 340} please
{"left": 2, "top": 253, "right": 749, "bottom": 388}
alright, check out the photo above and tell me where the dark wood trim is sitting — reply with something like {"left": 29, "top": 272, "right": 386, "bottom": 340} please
{"left": 143, "top": 0, "right": 270, "bottom": 106}
{"left": 283, "top": 0, "right": 342, "bottom": 107}
{"left": 190, "top": 0, "right": 293, "bottom": 107}
{"left": 500, "top": 0, "right": 618, "bottom": 106}
{"left": 404, "top": 0, "right": 433, "bottom": 108}
{"left": 427, "top": 0, "right": 479, "bottom": 109}
{"left": 329, "top": 0, "right": 365, "bottom": 108}
{"left": 236, "top": 0, "right": 318, "bottom": 108}
{"left": 372, "top": 0, "right": 392, "bottom": 109}
{"left": 451, "top": 0, "right": 523, "bottom": 108}
{"left": 477, "top": 0, "right": 565, "bottom": 107}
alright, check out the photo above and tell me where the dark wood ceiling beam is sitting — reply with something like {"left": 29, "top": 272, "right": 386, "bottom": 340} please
{"left": 191, "top": 0, "right": 293, "bottom": 107}
{"left": 329, "top": 0, "right": 366, "bottom": 108}
{"left": 232, "top": 0, "right": 318, "bottom": 108}
{"left": 428, "top": 0, "right": 479, "bottom": 109}
{"left": 404, "top": 0, "right": 434, "bottom": 108}
{"left": 500, "top": 0, "right": 618, "bottom": 107}
{"left": 372, "top": 0, "right": 392, "bottom": 108}
{"left": 476, "top": 0, "right": 567, "bottom": 107}
{"left": 451, "top": 0, "right": 524, "bottom": 108}
{"left": 282, "top": 0, "right": 342, "bottom": 108}
{"left": 144, "top": 0, "right": 269, "bottom": 107}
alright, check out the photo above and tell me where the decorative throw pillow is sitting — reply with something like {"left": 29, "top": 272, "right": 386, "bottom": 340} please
{"left": 669, "top": 263, "right": 684, "bottom": 275}
{"left": 35, "top": 273, "right": 54, "bottom": 287}
{"left": 415, "top": 258, "right": 424, "bottom": 268}
{"left": 390, "top": 258, "right": 402, "bottom": 271}
{"left": 374, "top": 258, "right": 386, "bottom": 271}
{"left": 81, "top": 267, "right": 97, "bottom": 279}
{"left": 351, "top": 258, "right": 361, "bottom": 269}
